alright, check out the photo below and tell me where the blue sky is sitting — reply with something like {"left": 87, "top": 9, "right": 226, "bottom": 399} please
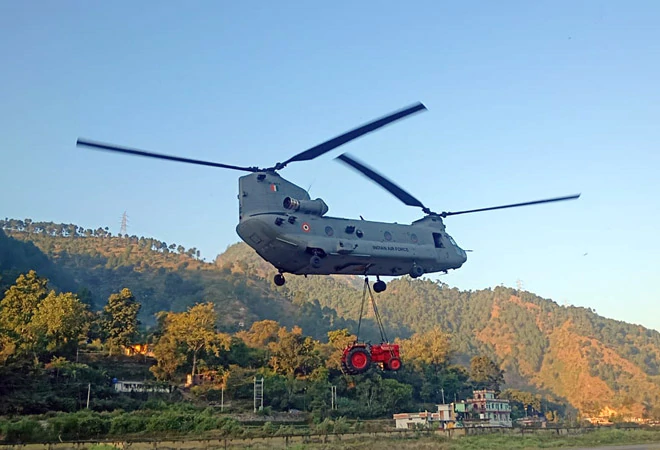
{"left": 2, "top": 2, "right": 659, "bottom": 330}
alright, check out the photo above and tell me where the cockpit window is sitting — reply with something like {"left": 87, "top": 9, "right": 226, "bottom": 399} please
{"left": 447, "top": 235, "right": 457, "bottom": 246}
{"left": 433, "top": 233, "right": 444, "bottom": 248}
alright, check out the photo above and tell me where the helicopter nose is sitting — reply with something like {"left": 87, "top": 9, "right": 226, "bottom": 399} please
{"left": 457, "top": 247, "right": 467, "bottom": 265}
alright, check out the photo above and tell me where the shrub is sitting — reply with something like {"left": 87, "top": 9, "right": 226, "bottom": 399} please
{"left": 145, "top": 412, "right": 189, "bottom": 433}
{"left": 78, "top": 414, "right": 111, "bottom": 438}
{"left": 333, "top": 416, "right": 350, "bottom": 434}
{"left": 1, "top": 418, "right": 49, "bottom": 443}
{"left": 49, "top": 413, "right": 81, "bottom": 440}
{"left": 262, "top": 421, "right": 278, "bottom": 436}
{"left": 109, "top": 413, "right": 148, "bottom": 435}
{"left": 315, "top": 418, "right": 333, "bottom": 434}
{"left": 218, "top": 417, "right": 244, "bottom": 437}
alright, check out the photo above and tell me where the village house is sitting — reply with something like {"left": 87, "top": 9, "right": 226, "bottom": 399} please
{"left": 393, "top": 410, "right": 441, "bottom": 429}
{"left": 465, "top": 389, "right": 512, "bottom": 427}
{"left": 393, "top": 389, "right": 512, "bottom": 429}
{"left": 113, "top": 380, "right": 171, "bottom": 393}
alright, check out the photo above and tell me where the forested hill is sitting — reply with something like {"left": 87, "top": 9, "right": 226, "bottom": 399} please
{"left": 2, "top": 218, "right": 660, "bottom": 418}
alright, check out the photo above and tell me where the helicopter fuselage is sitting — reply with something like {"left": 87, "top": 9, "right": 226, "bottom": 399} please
{"left": 77, "top": 101, "right": 578, "bottom": 289}
{"left": 236, "top": 172, "right": 467, "bottom": 278}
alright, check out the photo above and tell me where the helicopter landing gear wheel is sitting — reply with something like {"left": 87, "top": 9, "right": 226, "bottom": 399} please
{"left": 409, "top": 265, "right": 424, "bottom": 279}
{"left": 310, "top": 254, "right": 322, "bottom": 269}
{"left": 373, "top": 279, "right": 387, "bottom": 293}
{"left": 274, "top": 273, "right": 286, "bottom": 286}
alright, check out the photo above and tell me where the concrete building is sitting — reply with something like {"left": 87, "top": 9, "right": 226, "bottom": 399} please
{"left": 393, "top": 411, "right": 440, "bottom": 429}
{"left": 465, "top": 389, "right": 512, "bottom": 427}
{"left": 394, "top": 404, "right": 458, "bottom": 429}
{"left": 393, "top": 389, "right": 512, "bottom": 429}
{"left": 436, "top": 403, "right": 457, "bottom": 428}
{"left": 113, "top": 380, "right": 170, "bottom": 393}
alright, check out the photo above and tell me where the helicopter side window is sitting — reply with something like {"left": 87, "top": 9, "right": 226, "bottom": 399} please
{"left": 433, "top": 233, "right": 444, "bottom": 249}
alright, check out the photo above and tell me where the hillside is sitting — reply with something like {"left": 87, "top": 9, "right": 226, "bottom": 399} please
{"left": 2, "top": 218, "right": 660, "bottom": 418}
{"left": 0, "top": 220, "right": 369, "bottom": 339}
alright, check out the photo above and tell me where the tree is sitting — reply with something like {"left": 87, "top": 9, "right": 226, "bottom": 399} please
{"left": 398, "top": 327, "right": 452, "bottom": 372}
{"left": 150, "top": 333, "right": 186, "bottom": 380}
{"left": 0, "top": 271, "right": 49, "bottom": 338}
{"left": 165, "top": 302, "right": 223, "bottom": 377}
{"left": 236, "top": 320, "right": 281, "bottom": 348}
{"left": 470, "top": 355, "right": 505, "bottom": 392}
{"left": 381, "top": 378, "right": 414, "bottom": 413}
{"left": 30, "top": 291, "right": 89, "bottom": 353}
{"left": 268, "top": 326, "right": 321, "bottom": 377}
{"left": 324, "top": 328, "right": 355, "bottom": 371}
{"left": 0, "top": 271, "right": 49, "bottom": 360}
{"left": 500, "top": 389, "right": 543, "bottom": 418}
{"left": 102, "top": 288, "right": 140, "bottom": 355}
{"left": 151, "top": 303, "right": 230, "bottom": 380}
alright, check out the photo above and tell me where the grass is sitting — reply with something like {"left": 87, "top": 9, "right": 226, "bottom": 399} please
{"left": 453, "top": 428, "right": 660, "bottom": 449}
{"left": 238, "top": 428, "right": 660, "bottom": 450}
{"left": 3, "top": 428, "right": 660, "bottom": 450}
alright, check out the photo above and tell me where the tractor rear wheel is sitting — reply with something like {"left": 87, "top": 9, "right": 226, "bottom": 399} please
{"left": 345, "top": 347, "right": 371, "bottom": 374}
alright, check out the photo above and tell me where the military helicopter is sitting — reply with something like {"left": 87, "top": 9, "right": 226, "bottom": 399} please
{"left": 77, "top": 102, "right": 579, "bottom": 293}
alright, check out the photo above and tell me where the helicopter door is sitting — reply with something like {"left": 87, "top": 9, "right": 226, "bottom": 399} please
{"left": 432, "top": 233, "right": 444, "bottom": 248}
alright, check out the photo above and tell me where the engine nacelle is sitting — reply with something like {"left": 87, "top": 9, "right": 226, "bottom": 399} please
{"left": 283, "top": 197, "right": 329, "bottom": 216}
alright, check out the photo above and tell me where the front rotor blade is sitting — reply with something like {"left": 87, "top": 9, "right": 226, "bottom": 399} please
{"left": 441, "top": 194, "right": 581, "bottom": 217}
{"left": 280, "top": 102, "right": 427, "bottom": 168}
{"left": 336, "top": 153, "right": 428, "bottom": 211}
{"left": 77, "top": 139, "right": 259, "bottom": 172}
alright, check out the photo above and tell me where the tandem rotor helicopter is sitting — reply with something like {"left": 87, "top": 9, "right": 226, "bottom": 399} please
{"left": 77, "top": 102, "right": 579, "bottom": 293}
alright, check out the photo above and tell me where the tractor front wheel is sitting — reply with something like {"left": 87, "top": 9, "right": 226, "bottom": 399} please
{"left": 387, "top": 357, "right": 402, "bottom": 371}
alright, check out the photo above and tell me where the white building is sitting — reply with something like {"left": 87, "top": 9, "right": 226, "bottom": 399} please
{"left": 393, "top": 411, "right": 440, "bottom": 429}
{"left": 436, "top": 403, "right": 456, "bottom": 428}
{"left": 113, "top": 380, "right": 170, "bottom": 393}
{"left": 394, "top": 404, "right": 458, "bottom": 429}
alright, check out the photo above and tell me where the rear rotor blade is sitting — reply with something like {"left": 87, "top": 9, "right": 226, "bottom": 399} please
{"left": 440, "top": 194, "right": 581, "bottom": 217}
{"left": 336, "top": 153, "right": 431, "bottom": 213}
{"left": 278, "top": 102, "right": 427, "bottom": 169}
{"left": 77, "top": 139, "right": 259, "bottom": 172}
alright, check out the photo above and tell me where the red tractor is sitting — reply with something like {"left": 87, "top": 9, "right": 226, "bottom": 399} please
{"left": 341, "top": 342, "right": 402, "bottom": 375}
{"left": 340, "top": 277, "right": 403, "bottom": 375}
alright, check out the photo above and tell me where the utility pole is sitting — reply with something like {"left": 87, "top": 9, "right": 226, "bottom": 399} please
{"left": 331, "top": 386, "right": 337, "bottom": 410}
{"left": 221, "top": 386, "right": 224, "bottom": 412}
{"left": 86, "top": 383, "right": 91, "bottom": 409}
{"left": 441, "top": 388, "right": 445, "bottom": 404}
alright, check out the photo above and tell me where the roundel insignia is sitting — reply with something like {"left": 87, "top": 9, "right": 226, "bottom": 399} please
{"left": 301, "top": 222, "right": 311, "bottom": 232}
